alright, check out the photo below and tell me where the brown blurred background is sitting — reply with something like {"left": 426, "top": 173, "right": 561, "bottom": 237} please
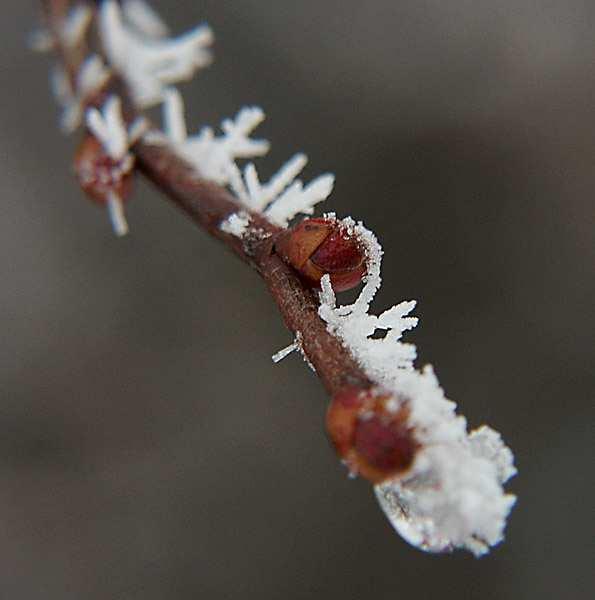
{"left": 1, "top": 1, "right": 593, "bottom": 598}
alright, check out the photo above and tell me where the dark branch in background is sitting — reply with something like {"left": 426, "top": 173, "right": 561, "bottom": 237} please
{"left": 42, "top": 0, "right": 373, "bottom": 397}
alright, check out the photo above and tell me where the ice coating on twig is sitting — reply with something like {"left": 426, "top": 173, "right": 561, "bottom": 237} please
{"left": 99, "top": 0, "right": 213, "bottom": 107}
{"left": 318, "top": 220, "right": 516, "bottom": 555}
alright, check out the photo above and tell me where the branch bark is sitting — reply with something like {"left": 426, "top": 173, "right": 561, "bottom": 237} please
{"left": 42, "top": 0, "right": 373, "bottom": 397}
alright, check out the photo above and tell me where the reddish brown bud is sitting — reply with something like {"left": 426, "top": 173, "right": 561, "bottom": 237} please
{"left": 74, "top": 135, "right": 133, "bottom": 205}
{"left": 275, "top": 218, "right": 366, "bottom": 292}
{"left": 326, "top": 387, "right": 417, "bottom": 483}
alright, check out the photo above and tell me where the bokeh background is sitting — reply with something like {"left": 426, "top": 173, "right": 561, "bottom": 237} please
{"left": 1, "top": 1, "right": 593, "bottom": 598}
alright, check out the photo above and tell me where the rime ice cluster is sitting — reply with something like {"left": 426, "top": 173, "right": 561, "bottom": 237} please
{"left": 151, "top": 91, "right": 334, "bottom": 229}
{"left": 52, "top": 55, "right": 111, "bottom": 133}
{"left": 99, "top": 0, "right": 213, "bottom": 107}
{"left": 85, "top": 96, "right": 146, "bottom": 235}
{"left": 43, "top": 0, "right": 516, "bottom": 555}
{"left": 318, "top": 221, "right": 516, "bottom": 555}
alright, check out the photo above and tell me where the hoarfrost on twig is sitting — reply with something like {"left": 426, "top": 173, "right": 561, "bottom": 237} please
{"left": 30, "top": 3, "right": 93, "bottom": 53}
{"left": 153, "top": 90, "right": 333, "bottom": 228}
{"left": 84, "top": 96, "right": 147, "bottom": 237}
{"left": 86, "top": 95, "right": 146, "bottom": 160}
{"left": 99, "top": 0, "right": 213, "bottom": 107}
{"left": 219, "top": 211, "right": 251, "bottom": 238}
{"left": 272, "top": 332, "right": 315, "bottom": 371}
{"left": 41, "top": 0, "right": 517, "bottom": 555}
{"left": 121, "top": 0, "right": 170, "bottom": 39}
{"left": 150, "top": 88, "right": 269, "bottom": 186}
{"left": 231, "top": 157, "right": 335, "bottom": 227}
{"left": 272, "top": 341, "right": 299, "bottom": 364}
{"left": 51, "top": 55, "right": 111, "bottom": 133}
{"left": 318, "top": 220, "right": 516, "bottom": 555}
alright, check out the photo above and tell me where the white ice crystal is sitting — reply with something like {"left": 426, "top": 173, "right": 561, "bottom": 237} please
{"left": 51, "top": 55, "right": 111, "bottom": 133}
{"left": 231, "top": 157, "right": 335, "bottom": 227}
{"left": 86, "top": 95, "right": 146, "bottom": 160}
{"left": 151, "top": 89, "right": 333, "bottom": 227}
{"left": 373, "top": 368, "right": 517, "bottom": 556}
{"left": 121, "top": 0, "right": 169, "bottom": 39}
{"left": 219, "top": 211, "right": 251, "bottom": 238}
{"left": 150, "top": 88, "right": 269, "bottom": 184}
{"left": 272, "top": 332, "right": 315, "bottom": 371}
{"left": 85, "top": 96, "right": 147, "bottom": 236}
{"left": 318, "top": 218, "right": 418, "bottom": 380}
{"left": 99, "top": 0, "right": 213, "bottom": 107}
{"left": 31, "top": 3, "right": 93, "bottom": 53}
{"left": 318, "top": 220, "right": 516, "bottom": 555}
{"left": 61, "top": 3, "right": 93, "bottom": 48}
{"left": 272, "top": 341, "right": 300, "bottom": 364}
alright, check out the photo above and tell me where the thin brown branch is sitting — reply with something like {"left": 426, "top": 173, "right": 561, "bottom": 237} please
{"left": 42, "top": 0, "right": 372, "bottom": 398}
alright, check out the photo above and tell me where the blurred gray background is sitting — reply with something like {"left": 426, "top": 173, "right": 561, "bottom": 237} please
{"left": 1, "top": 1, "right": 593, "bottom": 598}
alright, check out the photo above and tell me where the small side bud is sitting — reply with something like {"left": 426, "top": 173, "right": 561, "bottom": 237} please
{"left": 74, "top": 133, "right": 134, "bottom": 236}
{"left": 326, "top": 387, "right": 417, "bottom": 483}
{"left": 275, "top": 217, "right": 367, "bottom": 292}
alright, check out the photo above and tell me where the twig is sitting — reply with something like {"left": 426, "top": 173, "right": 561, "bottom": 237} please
{"left": 42, "top": 0, "right": 372, "bottom": 398}
{"left": 38, "top": 0, "right": 517, "bottom": 556}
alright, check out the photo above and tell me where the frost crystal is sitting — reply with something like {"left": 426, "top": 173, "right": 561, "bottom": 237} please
{"left": 151, "top": 88, "right": 269, "bottom": 184}
{"left": 319, "top": 218, "right": 418, "bottom": 379}
{"left": 121, "top": 0, "right": 169, "bottom": 39}
{"left": 272, "top": 332, "right": 315, "bottom": 371}
{"left": 231, "top": 156, "right": 334, "bottom": 227}
{"left": 85, "top": 96, "right": 147, "bottom": 236}
{"left": 51, "top": 55, "right": 111, "bottom": 133}
{"left": 272, "top": 341, "right": 299, "bottom": 364}
{"left": 318, "top": 221, "right": 516, "bottom": 555}
{"left": 219, "top": 211, "right": 251, "bottom": 238}
{"left": 151, "top": 90, "right": 333, "bottom": 228}
{"left": 30, "top": 3, "right": 92, "bottom": 53}
{"left": 99, "top": 0, "right": 213, "bottom": 107}
{"left": 87, "top": 96, "right": 145, "bottom": 161}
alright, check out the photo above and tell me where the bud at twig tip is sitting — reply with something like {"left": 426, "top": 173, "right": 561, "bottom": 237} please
{"left": 326, "top": 387, "right": 418, "bottom": 484}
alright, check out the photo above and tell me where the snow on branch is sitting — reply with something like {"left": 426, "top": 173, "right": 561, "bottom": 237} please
{"left": 318, "top": 220, "right": 517, "bottom": 555}
{"left": 99, "top": 0, "right": 213, "bottom": 107}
